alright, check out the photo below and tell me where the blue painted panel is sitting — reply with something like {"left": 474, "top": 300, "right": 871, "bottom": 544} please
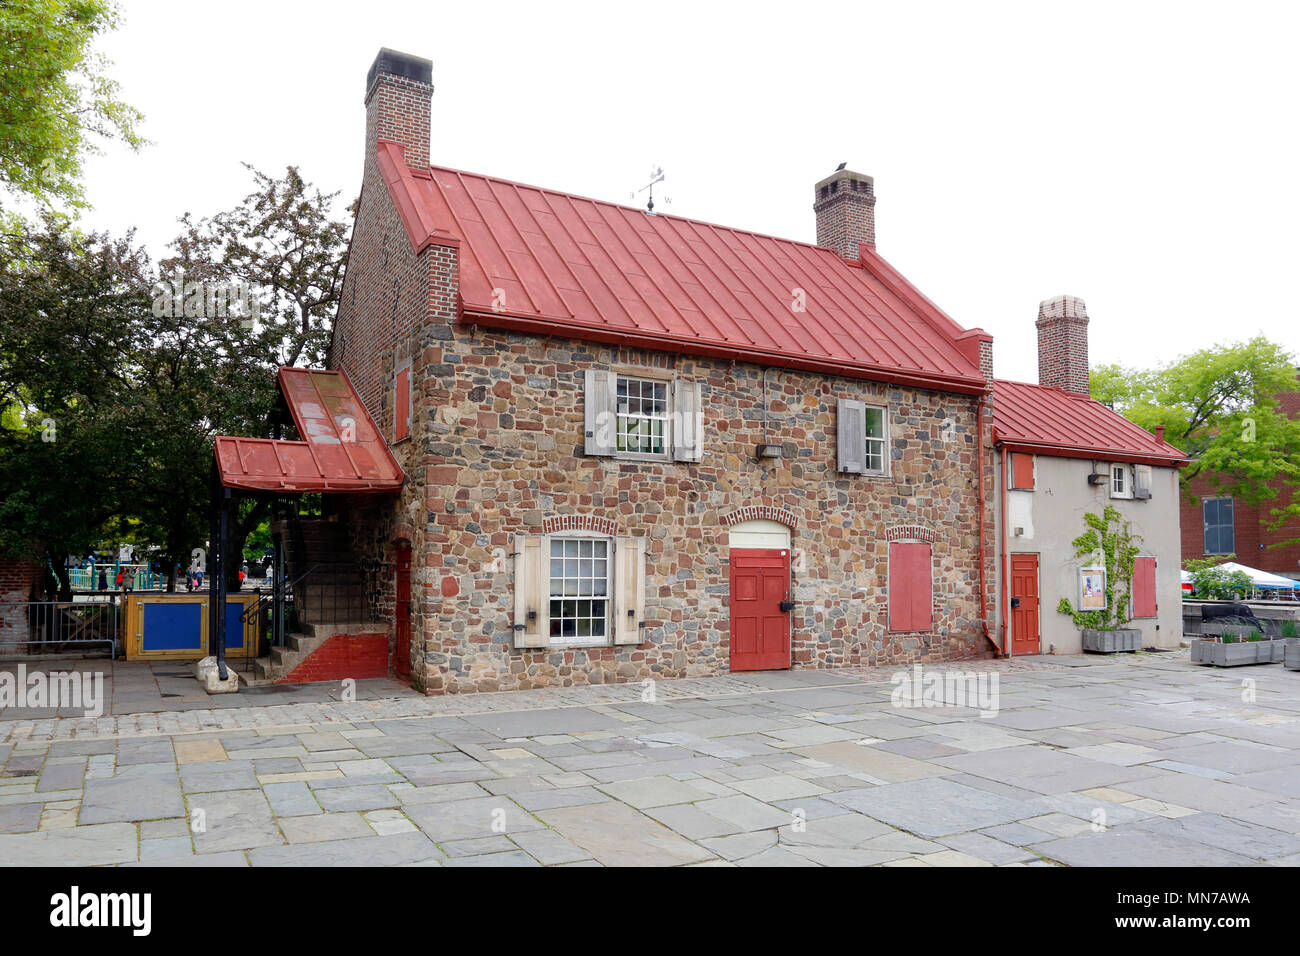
{"left": 225, "top": 602, "right": 247, "bottom": 650}
{"left": 141, "top": 602, "right": 204, "bottom": 652}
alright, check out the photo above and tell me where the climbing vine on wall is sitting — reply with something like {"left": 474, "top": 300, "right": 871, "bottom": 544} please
{"left": 1055, "top": 506, "right": 1143, "bottom": 630}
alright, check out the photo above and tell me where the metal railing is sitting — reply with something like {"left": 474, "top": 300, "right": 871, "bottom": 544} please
{"left": 0, "top": 597, "right": 120, "bottom": 657}
{"left": 227, "top": 562, "right": 371, "bottom": 673}
{"left": 66, "top": 564, "right": 169, "bottom": 592}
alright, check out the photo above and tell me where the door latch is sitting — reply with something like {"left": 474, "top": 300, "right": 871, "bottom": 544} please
{"left": 779, "top": 600, "right": 795, "bottom": 612}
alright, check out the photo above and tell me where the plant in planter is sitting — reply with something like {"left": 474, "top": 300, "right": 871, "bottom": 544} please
{"left": 1279, "top": 620, "right": 1300, "bottom": 670}
{"left": 1194, "top": 626, "right": 1284, "bottom": 666}
{"left": 1056, "top": 506, "right": 1143, "bottom": 653}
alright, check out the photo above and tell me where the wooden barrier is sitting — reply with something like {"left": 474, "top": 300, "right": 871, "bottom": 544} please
{"left": 124, "top": 593, "right": 259, "bottom": 661}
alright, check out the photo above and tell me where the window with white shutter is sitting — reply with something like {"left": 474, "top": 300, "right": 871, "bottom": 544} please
{"left": 513, "top": 531, "right": 646, "bottom": 648}
{"left": 838, "top": 398, "right": 889, "bottom": 476}
{"left": 584, "top": 368, "right": 701, "bottom": 463}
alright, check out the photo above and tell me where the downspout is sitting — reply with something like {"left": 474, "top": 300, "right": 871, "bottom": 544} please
{"left": 1000, "top": 444, "right": 1011, "bottom": 658}
{"left": 976, "top": 393, "right": 1001, "bottom": 656}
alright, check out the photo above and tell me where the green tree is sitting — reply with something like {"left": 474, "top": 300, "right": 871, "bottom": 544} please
{"left": 1092, "top": 337, "right": 1300, "bottom": 543}
{"left": 0, "top": 0, "right": 144, "bottom": 218}
{"left": 161, "top": 165, "right": 349, "bottom": 587}
{"left": 0, "top": 165, "right": 348, "bottom": 597}
{"left": 0, "top": 220, "right": 150, "bottom": 597}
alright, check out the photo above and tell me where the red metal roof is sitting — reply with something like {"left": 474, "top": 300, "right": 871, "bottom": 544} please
{"left": 992, "top": 379, "right": 1188, "bottom": 466}
{"left": 214, "top": 368, "right": 404, "bottom": 493}
{"left": 376, "top": 140, "right": 990, "bottom": 395}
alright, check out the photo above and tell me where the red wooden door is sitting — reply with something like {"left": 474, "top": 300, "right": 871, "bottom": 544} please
{"left": 729, "top": 549, "right": 791, "bottom": 671}
{"left": 394, "top": 544, "right": 411, "bottom": 680}
{"left": 1010, "top": 553, "right": 1040, "bottom": 655}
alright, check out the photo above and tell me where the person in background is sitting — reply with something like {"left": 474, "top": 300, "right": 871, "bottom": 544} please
{"left": 97, "top": 567, "right": 108, "bottom": 591}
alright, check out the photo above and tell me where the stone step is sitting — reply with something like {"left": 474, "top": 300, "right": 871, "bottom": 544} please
{"left": 298, "top": 621, "right": 379, "bottom": 639}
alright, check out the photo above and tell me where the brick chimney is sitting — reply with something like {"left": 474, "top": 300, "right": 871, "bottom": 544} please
{"left": 365, "top": 49, "right": 433, "bottom": 170}
{"left": 1036, "top": 295, "right": 1090, "bottom": 395}
{"left": 813, "top": 167, "right": 875, "bottom": 258}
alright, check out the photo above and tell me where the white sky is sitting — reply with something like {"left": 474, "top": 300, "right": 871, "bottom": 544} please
{"left": 80, "top": 0, "right": 1300, "bottom": 384}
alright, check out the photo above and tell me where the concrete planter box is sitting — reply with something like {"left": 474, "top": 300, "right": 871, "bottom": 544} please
{"left": 1192, "top": 639, "right": 1278, "bottom": 667}
{"left": 1284, "top": 640, "right": 1300, "bottom": 671}
{"left": 1082, "top": 628, "right": 1141, "bottom": 653}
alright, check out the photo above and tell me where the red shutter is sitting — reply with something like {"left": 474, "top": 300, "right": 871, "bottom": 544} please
{"left": 889, "top": 541, "right": 933, "bottom": 632}
{"left": 394, "top": 367, "right": 410, "bottom": 442}
{"left": 1011, "top": 453, "right": 1035, "bottom": 490}
{"left": 1133, "top": 556, "right": 1157, "bottom": 618}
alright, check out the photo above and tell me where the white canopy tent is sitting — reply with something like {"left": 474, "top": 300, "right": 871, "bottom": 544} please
{"left": 1183, "top": 562, "right": 1299, "bottom": 599}
{"left": 1215, "top": 562, "right": 1299, "bottom": 590}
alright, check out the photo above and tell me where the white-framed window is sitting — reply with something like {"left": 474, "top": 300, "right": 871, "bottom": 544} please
{"left": 616, "top": 377, "right": 669, "bottom": 457}
{"left": 513, "top": 530, "right": 646, "bottom": 649}
{"left": 864, "top": 404, "right": 887, "bottom": 474}
{"left": 1110, "top": 464, "right": 1133, "bottom": 499}
{"left": 584, "top": 369, "right": 703, "bottom": 462}
{"left": 837, "top": 398, "right": 890, "bottom": 476}
{"left": 548, "top": 537, "right": 610, "bottom": 644}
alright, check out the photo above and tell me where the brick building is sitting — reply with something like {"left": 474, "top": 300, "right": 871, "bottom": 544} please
{"left": 1179, "top": 372, "right": 1300, "bottom": 580}
{"left": 0, "top": 555, "right": 42, "bottom": 650}
{"left": 327, "top": 48, "right": 1004, "bottom": 694}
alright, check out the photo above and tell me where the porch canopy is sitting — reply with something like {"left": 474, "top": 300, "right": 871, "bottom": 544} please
{"left": 207, "top": 367, "right": 403, "bottom": 681}
{"left": 215, "top": 367, "right": 404, "bottom": 493}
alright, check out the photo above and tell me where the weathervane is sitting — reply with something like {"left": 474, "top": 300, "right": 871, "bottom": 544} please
{"left": 632, "top": 166, "right": 669, "bottom": 215}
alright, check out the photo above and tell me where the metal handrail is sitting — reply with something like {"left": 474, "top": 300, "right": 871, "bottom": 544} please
{"left": 239, "top": 563, "right": 325, "bottom": 625}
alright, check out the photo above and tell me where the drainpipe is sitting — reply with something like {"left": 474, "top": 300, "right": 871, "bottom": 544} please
{"left": 1000, "top": 445, "right": 1011, "bottom": 658}
{"left": 976, "top": 394, "right": 1000, "bottom": 656}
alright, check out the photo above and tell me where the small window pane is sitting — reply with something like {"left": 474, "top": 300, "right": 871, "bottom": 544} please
{"left": 864, "top": 406, "right": 885, "bottom": 439}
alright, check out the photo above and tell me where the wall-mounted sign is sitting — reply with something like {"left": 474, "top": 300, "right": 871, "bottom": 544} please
{"left": 1079, "top": 570, "right": 1107, "bottom": 611}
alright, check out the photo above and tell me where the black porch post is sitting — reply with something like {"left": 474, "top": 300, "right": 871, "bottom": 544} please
{"left": 208, "top": 464, "right": 230, "bottom": 681}
{"left": 272, "top": 497, "right": 285, "bottom": 650}
{"left": 207, "top": 464, "right": 219, "bottom": 657}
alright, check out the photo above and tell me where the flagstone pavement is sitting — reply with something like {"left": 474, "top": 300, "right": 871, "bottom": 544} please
{"left": 1, "top": 651, "right": 1299, "bottom": 866}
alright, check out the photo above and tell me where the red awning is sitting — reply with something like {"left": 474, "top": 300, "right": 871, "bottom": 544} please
{"left": 214, "top": 367, "right": 404, "bottom": 493}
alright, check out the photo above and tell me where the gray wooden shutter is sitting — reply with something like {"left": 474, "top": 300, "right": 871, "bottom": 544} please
{"left": 512, "top": 535, "right": 548, "bottom": 648}
{"left": 837, "top": 399, "right": 866, "bottom": 474}
{"left": 613, "top": 536, "right": 646, "bottom": 645}
{"left": 584, "top": 369, "right": 617, "bottom": 456}
{"left": 1134, "top": 464, "right": 1153, "bottom": 499}
{"left": 672, "top": 379, "right": 703, "bottom": 462}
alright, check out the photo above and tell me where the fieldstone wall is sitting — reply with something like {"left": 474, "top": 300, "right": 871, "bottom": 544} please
{"left": 392, "top": 327, "right": 994, "bottom": 693}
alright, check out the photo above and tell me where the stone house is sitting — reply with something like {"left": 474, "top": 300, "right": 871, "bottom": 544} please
{"left": 992, "top": 296, "right": 1187, "bottom": 655}
{"left": 328, "top": 49, "right": 1004, "bottom": 694}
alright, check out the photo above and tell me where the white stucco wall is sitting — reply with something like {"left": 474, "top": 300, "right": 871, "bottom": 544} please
{"left": 993, "top": 451, "right": 1182, "bottom": 655}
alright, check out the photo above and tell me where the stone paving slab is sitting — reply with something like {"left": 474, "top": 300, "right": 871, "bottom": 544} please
{"left": 1, "top": 652, "right": 1299, "bottom": 866}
